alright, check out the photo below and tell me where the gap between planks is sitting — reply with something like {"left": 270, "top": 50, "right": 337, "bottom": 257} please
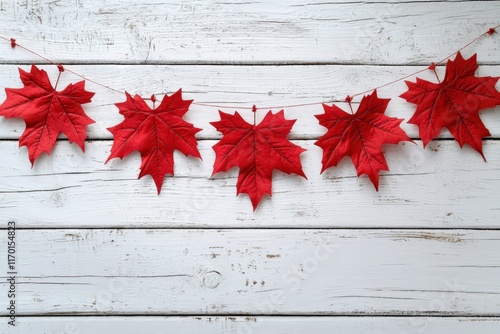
{"left": 3, "top": 314, "right": 500, "bottom": 318}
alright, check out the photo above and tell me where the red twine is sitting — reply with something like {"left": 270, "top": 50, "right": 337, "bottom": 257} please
{"left": 3, "top": 24, "right": 499, "bottom": 108}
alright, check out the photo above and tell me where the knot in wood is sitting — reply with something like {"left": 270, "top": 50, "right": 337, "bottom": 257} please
{"left": 202, "top": 270, "right": 222, "bottom": 289}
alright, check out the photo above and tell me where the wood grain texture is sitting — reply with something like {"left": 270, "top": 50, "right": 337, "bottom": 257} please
{"left": 1, "top": 229, "right": 500, "bottom": 315}
{"left": 0, "top": 64, "right": 499, "bottom": 140}
{"left": 0, "top": 140, "right": 498, "bottom": 228}
{"left": 1, "top": 0, "right": 500, "bottom": 330}
{"left": 1, "top": 1, "right": 499, "bottom": 64}
{"left": 1, "top": 316, "right": 499, "bottom": 334}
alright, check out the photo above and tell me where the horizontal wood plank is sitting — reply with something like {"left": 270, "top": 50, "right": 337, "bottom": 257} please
{"left": 0, "top": 64, "right": 499, "bottom": 139}
{"left": 0, "top": 140, "right": 499, "bottom": 228}
{"left": 1, "top": 316, "right": 499, "bottom": 334}
{"left": 2, "top": 0, "right": 499, "bottom": 329}
{"left": 0, "top": 1, "right": 498, "bottom": 64}
{"left": 1, "top": 229, "right": 499, "bottom": 315}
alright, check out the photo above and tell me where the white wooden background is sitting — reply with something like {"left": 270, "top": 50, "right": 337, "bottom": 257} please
{"left": 1, "top": 0, "right": 500, "bottom": 333}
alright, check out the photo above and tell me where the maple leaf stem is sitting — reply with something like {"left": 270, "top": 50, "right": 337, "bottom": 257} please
{"left": 150, "top": 94, "right": 157, "bottom": 109}
{"left": 432, "top": 68, "right": 441, "bottom": 84}
{"left": 348, "top": 101, "right": 354, "bottom": 115}
{"left": 252, "top": 104, "right": 257, "bottom": 125}
{"left": 54, "top": 71, "right": 62, "bottom": 90}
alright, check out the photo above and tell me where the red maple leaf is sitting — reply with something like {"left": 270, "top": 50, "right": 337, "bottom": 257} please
{"left": 315, "top": 90, "right": 411, "bottom": 189}
{"left": 400, "top": 52, "right": 500, "bottom": 158}
{"left": 106, "top": 90, "right": 202, "bottom": 194}
{"left": 0, "top": 65, "right": 94, "bottom": 164}
{"left": 211, "top": 110, "right": 306, "bottom": 210}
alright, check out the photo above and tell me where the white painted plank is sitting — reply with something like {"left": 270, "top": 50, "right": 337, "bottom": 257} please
{"left": 1, "top": 229, "right": 499, "bottom": 315}
{"left": 1, "top": 316, "right": 499, "bottom": 334}
{"left": 0, "top": 64, "right": 499, "bottom": 139}
{"left": 0, "top": 1, "right": 498, "bottom": 64}
{"left": 0, "top": 140, "right": 499, "bottom": 228}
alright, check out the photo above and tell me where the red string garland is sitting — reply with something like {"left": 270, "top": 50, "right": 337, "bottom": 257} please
{"left": 1, "top": 25, "right": 498, "bottom": 106}
{"left": 0, "top": 26, "right": 499, "bottom": 209}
